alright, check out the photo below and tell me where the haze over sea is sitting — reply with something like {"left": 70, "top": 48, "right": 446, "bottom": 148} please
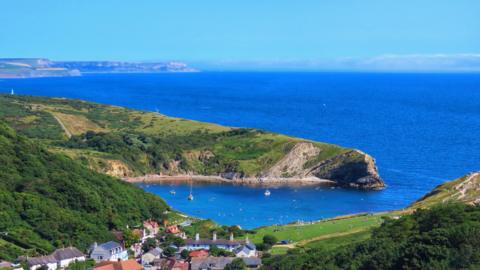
{"left": 2, "top": 72, "right": 479, "bottom": 228}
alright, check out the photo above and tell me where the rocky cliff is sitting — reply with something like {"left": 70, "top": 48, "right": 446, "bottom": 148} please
{"left": 260, "top": 142, "right": 384, "bottom": 189}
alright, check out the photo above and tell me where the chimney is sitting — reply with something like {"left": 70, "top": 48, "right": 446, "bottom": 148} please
{"left": 229, "top": 233, "right": 234, "bottom": 241}
{"left": 93, "top": 242, "right": 98, "bottom": 249}
{"left": 245, "top": 236, "right": 250, "bottom": 244}
{"left": 195, "top": 233, "right": 200, "bottom": 241}
{"left": 212, "top": 232, "right": 217, "bottom": 241}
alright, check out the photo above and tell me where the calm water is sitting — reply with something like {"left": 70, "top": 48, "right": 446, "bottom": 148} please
{"left": 2, "top": 72, "right": 479, "bottom": 228}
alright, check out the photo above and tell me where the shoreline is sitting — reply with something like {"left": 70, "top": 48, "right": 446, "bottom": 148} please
{"left": 123, "top": 174, "right": 335, "bottom": 187}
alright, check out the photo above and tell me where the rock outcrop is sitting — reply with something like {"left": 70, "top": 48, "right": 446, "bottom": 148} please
{"left": 306, "top": 150, "right": 385, "bottom": 189}
{"left": 261, "top": 143, "right": 385, "bottom": 189}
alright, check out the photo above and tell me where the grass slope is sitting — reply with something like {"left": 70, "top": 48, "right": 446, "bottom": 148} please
{"left": 0, "top": 94, "right": 346, "bottom": 178}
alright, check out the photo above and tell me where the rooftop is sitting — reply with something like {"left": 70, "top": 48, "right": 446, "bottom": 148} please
{"left": 98, "top": 241, "right": 122, "bottom": 251}
{"left": 93, "top": 259, "right": 142, "bottom": 270}
{"left": 185, "top": 239, "right": 244, "bottom": 246}
{"left": 52, "top": 247, "right": 84, "bottom": 260}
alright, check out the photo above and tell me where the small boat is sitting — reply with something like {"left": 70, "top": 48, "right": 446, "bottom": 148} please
{"left": 264, "top": 189, "right": 271, "bottom": 196}
{"left": 187, "top": 181, "right": 194, "bottom": 201}
{"left": 169, "top": 190, "right": 176, "bottom": 195}
{"left": 10, "top": 88, "right": 14, "bottom": 95}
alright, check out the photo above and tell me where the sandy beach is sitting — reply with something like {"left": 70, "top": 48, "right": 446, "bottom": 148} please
{"left": 123, "top": 174, "right": 334, "bottom": 187}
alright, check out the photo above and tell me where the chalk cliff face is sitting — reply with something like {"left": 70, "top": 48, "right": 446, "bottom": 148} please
{"left": 260, "top": 142, "right": 385, "bottom": 189}
{"left": 306, "top": 150, "right": 385, "bottom": 189}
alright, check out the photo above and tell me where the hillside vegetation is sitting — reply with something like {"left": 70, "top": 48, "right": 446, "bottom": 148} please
{"left": 0, "top": 121, "right": 169, "bottom": 261}
{"left": 261, "top": 203, "right": 480, "bottom": 270}
{"left": 0, "top": 94, "right": 384, "bottom": 189}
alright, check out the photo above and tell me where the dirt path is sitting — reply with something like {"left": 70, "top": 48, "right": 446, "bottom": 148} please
{"left": 52, "top": 114, "right": 72, "bottom": 138}
{"left": 456, "top": 172, "right": 479, "bottom": 200}
{"left": 295, "top": 227, "right": 369, "bottom": 247}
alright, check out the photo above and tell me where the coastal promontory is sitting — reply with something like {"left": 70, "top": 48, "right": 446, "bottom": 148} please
{"left": 0, "top": 94, "right": 384, "bottom": 189}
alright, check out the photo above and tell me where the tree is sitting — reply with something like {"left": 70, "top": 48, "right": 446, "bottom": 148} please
{"left": 163, "top": 246, "right": 176, "bottom": 257}
{"left": 209, "top": 245, "right": 235, "bottom": 257}
{"left": 180, "top": 249, "right": 190, "bottom": 259}
{"left": 142, "top": 238, "right": 157, "bottom": 252}
{"left": 224, "top": 258, "right": 247, "bottom": 270}
{"left": 123, "top": 229, "right": 141, "bottom": 248}
{"left": 263, "top": 235, "right": 278, "bottom": 246}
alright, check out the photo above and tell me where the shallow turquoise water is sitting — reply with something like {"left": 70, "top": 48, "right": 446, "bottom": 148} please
{"left": 2, "top": 72, "right": 479, "bottom": 228}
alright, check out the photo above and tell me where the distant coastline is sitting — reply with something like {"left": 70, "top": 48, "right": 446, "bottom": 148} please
{"left": 0, "top": 58, "right": 197, "bottom": 79}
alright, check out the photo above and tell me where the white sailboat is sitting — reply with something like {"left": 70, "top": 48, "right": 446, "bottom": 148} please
{"left": 10, "top": 89, "right": 14, "bottom": 95}
{"left": 187, "top": 181, "right": 194, "bottom": 201}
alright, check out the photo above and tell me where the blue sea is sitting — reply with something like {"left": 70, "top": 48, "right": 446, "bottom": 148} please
{"left": 2, "top": 72, "right": 479, "bottom": 228}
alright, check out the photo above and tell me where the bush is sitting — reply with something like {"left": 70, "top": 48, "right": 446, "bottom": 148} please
{"left": 263, "top": 235, "right": 278, "bottom": 246}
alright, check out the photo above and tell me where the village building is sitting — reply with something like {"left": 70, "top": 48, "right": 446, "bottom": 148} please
{"left": 152, "top": 258, "right": 188, "bottom": 270}
{"left": 190, "top": 257, "right": 261, "bottom": 270}
{"left": 27, "top": 255, "right": 57, "bottom": 270}
{"left": 92, "top": 259, "right": 142, "bottom": 270}
{"left": 183, "top": 233, "right": 244, "bottom": 251}
{"left": 89, "top": 241, "right": 128, "bottom": 262}
{"left": 164, "top": 225, "right": 186, "bottom": 239}
{"left": 27, "top": 247, "right": 85, "bottom": 270}
{"left": 234, "top": 243, "right": 257, "bottom": 257}
{"left": 143, "top": 219, "right": 160, "bottom": 238}
{"left": 242, "top": 257, "right": 262, "bottom": 270}
{"left": 141, "top": 247, "right": 163, "bottom": 265}
{"left": 0, "top": 260, "right": 13, "bottom": 269}
{"left": 165, "top": 225, "right": 180, "bottom": 234}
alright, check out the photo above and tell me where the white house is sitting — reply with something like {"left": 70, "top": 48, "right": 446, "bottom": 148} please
{"left": 52, "top": 247, "right": 86, "bottom": 268}
{"left": 89, "top": 241, "right": 128, "bottom": 262}
{"left": 234, "top": 243, "right": 257, "bottom": 257}
{"left": 183, "top": 233, "right": 244, "bottom": 252}
{"left": 141, "top": 247, "right": 163, "bottom": 265}
{"left": 27, "top": 247, "right": 85, "bottom": 270}
{"left": 28, "top": 256, "right": 57, "bottom": 270}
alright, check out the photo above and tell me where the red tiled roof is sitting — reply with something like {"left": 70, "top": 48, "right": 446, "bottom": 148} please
{"left": 143, "top": 219, "right": 159, "bottom": 229}
{"left": 189, "top": 249, "right": 209, "bottom": 258}
{"left": 93, "top": 259, "right": 142, "bottom": 270}
{"left": 165, "top": 225, "right": 180, "bottom": 234}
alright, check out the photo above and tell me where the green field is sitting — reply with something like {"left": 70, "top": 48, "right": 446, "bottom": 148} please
{"left": 247, "top": 213, "right": 387, "bottom": 247}
{"left": 0, "top": 94, "right": 349, "bottom": 179}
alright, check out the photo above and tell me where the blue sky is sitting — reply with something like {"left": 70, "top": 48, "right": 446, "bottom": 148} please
{"left": 1, "top": 0, "right": 479, "bottom": 70}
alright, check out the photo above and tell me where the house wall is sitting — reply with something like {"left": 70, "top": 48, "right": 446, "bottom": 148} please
{"left": 91, "top": 248, "right": 128, "bottom": 262}
{"left": 141, "top": 253, "right": 156, "bottom": 265}
{"left": 30, "top": 262, "right": 57, "bottom": 270}
{"left": 235, "top": 250, "right": 256, "bottom": 258}
{"left": 185, "top": 244, "right": 240, "bottom": 252}
{"left": 58, "top": 256, "right": 86, "bottom": 268}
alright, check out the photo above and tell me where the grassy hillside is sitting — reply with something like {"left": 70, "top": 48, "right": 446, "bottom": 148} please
{"left": 0, "top": 121, "right": 170, "bottom": 261}
{"left": 261, "top": 203, "right": 480, "bottom": 270}
{"left": 0, "top": 94, "right": 357, "bottom": 181}
{"left": 253, "top": 171, "right": 480, "bottom": 269}
{"left": 249, "top": 172, "right": 480, "bottom": 257}
{"left": 410, "top": 172, "right": 480, "bottom": 209}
